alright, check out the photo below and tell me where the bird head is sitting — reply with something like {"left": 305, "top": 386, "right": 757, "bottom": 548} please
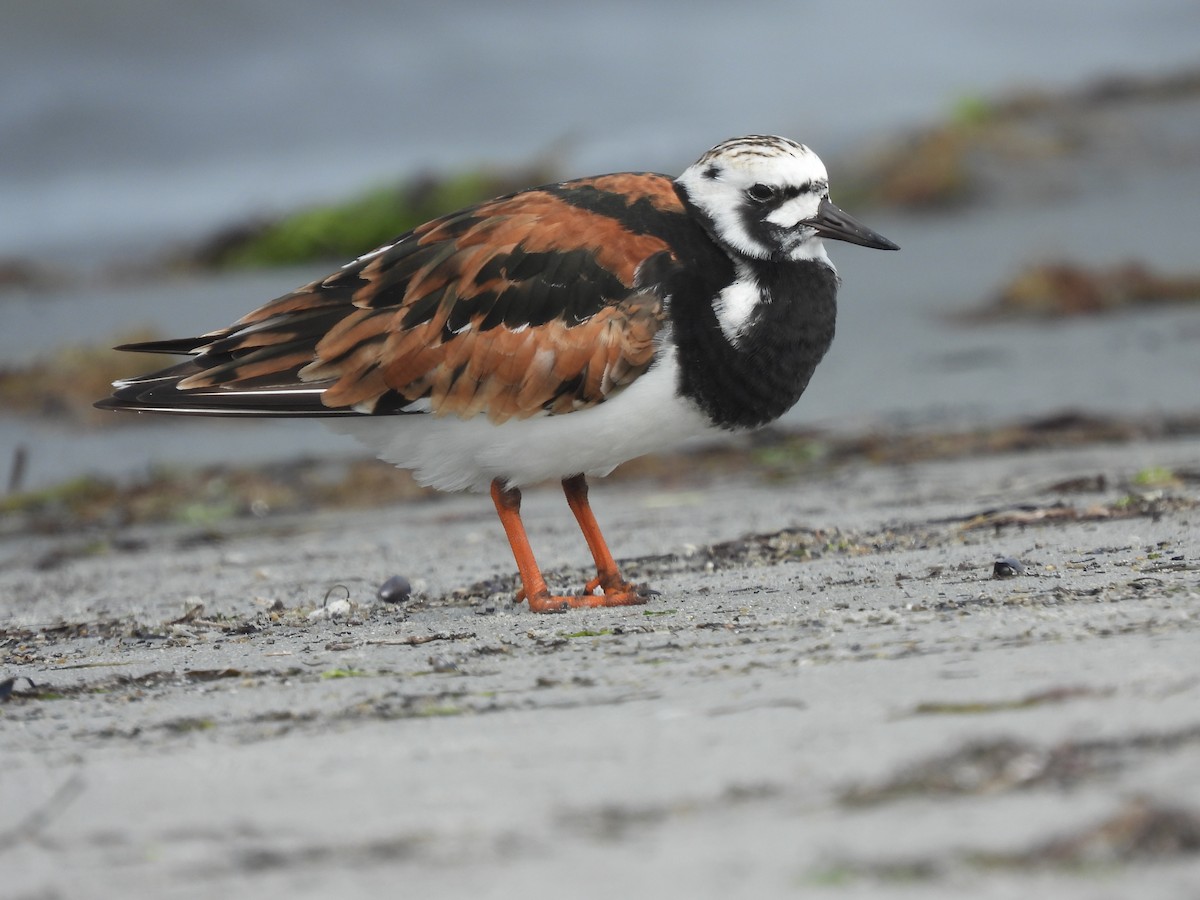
{"left": 676, "top": 135, "right": 898, "bottom": 263}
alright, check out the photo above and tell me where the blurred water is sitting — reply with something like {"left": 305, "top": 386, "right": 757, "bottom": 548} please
{"left": 2, "top": 0, "right": 1199, "bottom": 261}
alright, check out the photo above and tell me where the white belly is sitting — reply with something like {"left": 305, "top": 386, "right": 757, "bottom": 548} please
{"left": 329, "top": 349, "right": 713, "bottom": 492}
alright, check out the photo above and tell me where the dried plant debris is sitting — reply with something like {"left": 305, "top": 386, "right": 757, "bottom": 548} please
{"left": 558, "top": 782, "right": 782, "bottom": 842}
{"left": 997, "top": 797, "right": 1200, "bottom": 868}
{"left": 956, "top": 493, "right": 1199, "bottom": 531}
{"left": 637, "top": 413, "right": 1200, "bottom": 482}
{"left": 0, "top": 164, "right": 565, "bottom": 293}
{"left": 4, "top": 412, "right": 1199, "bottom": 539}
{"left": 0, "top": 256, "right": 73, "bottom": 293}
{"left": 842, "top": 740, "right": 1102, "bottom": 809}
{"left": 815, "top": 798, "right": 1200, "bottom": 884}
{"left": 826, "top": 733, "right": 1200, "bottom": 882}
{"left": 909, "top": 684, "right": 1105, "bottom": 717}
{"left": 844, "top": 67, "right": 1200, "bottom": 209}
{"left": 222, "top": 833, "right": 422, "bottom": 876}
{"left": 185, "top": 163, "right": 560, "bottom": 270}
{"left": 0, "top": 328, "right": 166, "bottom": 421}
{"left": 968, "top": 260, "right": 1200, "bottom": 320}
{"left": 842, "top": 724, "right": 1200, "bottom": 806}
{"left": 0, "top": 457, "right": 433, "bottom": 536}
{"left": 0, "top": 667, "right": 302, "bottom": 712}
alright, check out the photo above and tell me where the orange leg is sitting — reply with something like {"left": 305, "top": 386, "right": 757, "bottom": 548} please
{"left": 490, "top": 477, "right": 645, "bottom": 613}
{"left": 561, "top": 474, "right": 646, "bottom": 603}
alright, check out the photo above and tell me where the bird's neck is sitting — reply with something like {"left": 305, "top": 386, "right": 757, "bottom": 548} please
{"left": 670, "top": 257, "right": 839, "bottom": 430}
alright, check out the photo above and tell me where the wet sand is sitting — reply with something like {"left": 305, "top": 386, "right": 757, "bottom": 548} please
{"left": 4, "top": 434, "right": 1199, "bottom": 898}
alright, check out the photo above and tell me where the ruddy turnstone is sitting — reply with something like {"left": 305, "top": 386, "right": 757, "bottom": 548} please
{"left": 98, "top": 135, "right": 898, "bottom": 612}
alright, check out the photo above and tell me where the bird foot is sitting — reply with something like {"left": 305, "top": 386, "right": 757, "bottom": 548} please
{"left": 583, "top": 572, "right": 651, "bottom": 597}
{"left": 523, "top": 588, "right": 649, "bottom": 613}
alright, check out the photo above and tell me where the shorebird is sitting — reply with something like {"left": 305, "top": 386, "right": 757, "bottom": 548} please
{"left": 98, "top": 135, "right": 898, "bottom": 612}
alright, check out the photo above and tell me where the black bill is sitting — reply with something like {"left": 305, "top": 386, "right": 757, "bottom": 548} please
{"left": 806, "top": 197, "right": 899, "bottom": 251}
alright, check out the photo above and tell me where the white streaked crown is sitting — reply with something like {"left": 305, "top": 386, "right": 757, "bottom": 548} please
{"left": 675, "top": 135, "right": 832, "bottom": 262}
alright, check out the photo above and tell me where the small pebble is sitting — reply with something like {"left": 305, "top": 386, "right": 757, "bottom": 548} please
{"left": 992, "top": 557, "right": 1026, "bottom": 579}
{"left": 378, "top": 574, "right": 412, "bottom": 604}
{"left": 308, "top": 598, "right": 353, "bottom": 620}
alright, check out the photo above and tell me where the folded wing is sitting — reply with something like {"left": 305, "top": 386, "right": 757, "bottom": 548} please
{"left": 99, "top": 174, "right": 687, "bottom": 422}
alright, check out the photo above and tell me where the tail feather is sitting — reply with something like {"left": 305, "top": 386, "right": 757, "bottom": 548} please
{"left": 112, "top": 336, "right": 211, "bottom": 355}
{"left": 97, "top": 344, "right": 354, "bottom": 417}
{"left": 97, "top": 369, "right": 350, "bottom": 417}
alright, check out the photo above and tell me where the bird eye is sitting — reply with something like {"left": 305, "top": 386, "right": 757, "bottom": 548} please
{"left": 746, "top": 183, "right": 776, "bottom": 203}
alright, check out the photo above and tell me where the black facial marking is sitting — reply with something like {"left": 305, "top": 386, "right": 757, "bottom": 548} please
{"left": 737, "top": 204, "right": 778, "bottom": 257}
{"left": 703, "top": 164, "right": 721, "bottom": 180}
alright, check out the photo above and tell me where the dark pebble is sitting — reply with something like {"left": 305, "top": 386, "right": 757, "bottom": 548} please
{"left": 378, "top": 574, "right": 412, "bottom": 604}
{"left": 992, "top": 557, "right": 1026, "bottom": 579}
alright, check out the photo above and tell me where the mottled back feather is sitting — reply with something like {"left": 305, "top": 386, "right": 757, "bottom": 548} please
{"left": 102, "top": 174, "right": 693, "bottom": 421}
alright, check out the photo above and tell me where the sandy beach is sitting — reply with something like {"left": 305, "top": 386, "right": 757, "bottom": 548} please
{"left": 5, "top": 431, "right": 1199, "bottom": 898}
